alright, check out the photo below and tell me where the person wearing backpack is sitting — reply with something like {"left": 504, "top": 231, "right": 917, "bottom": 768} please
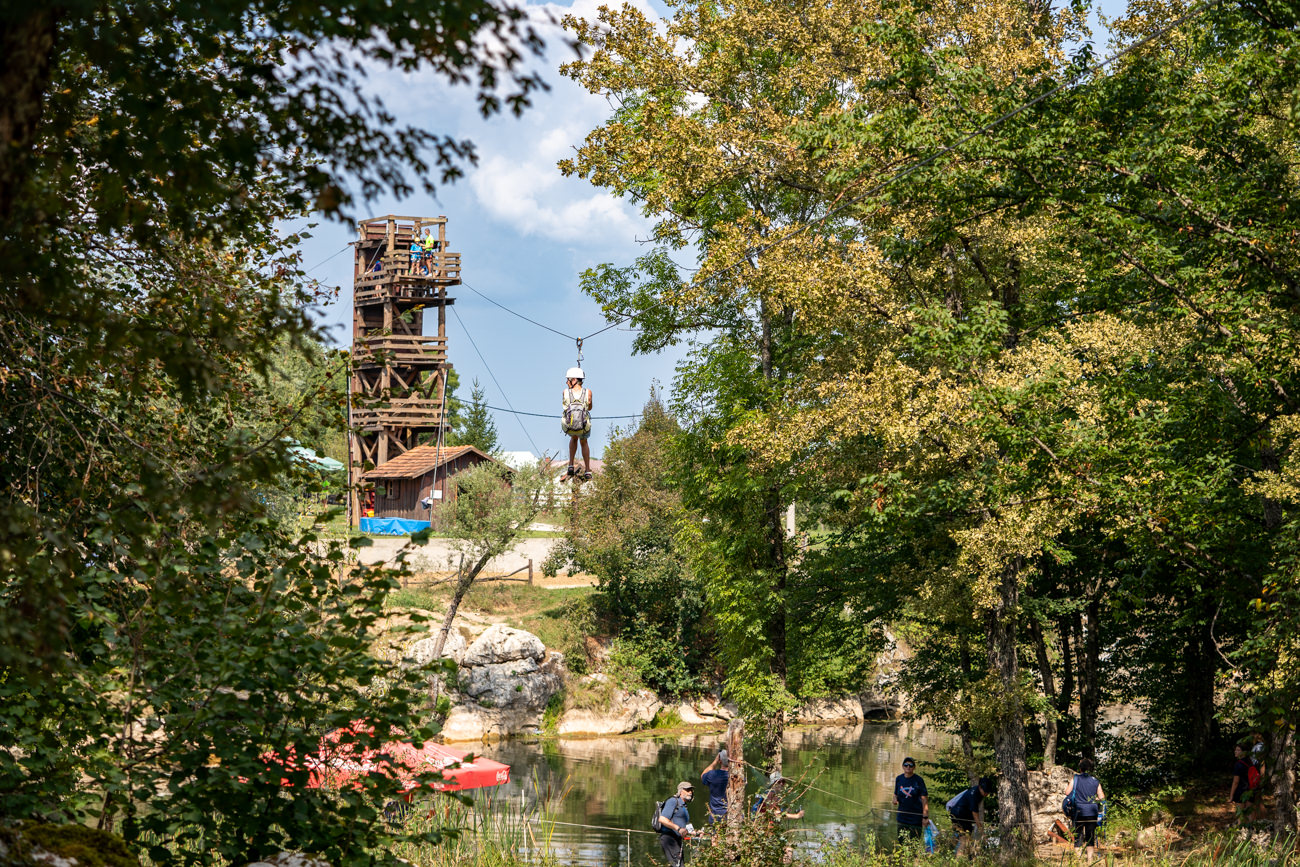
{"left": 560, "top": 367, "right": 593, "bottom": 481}
{"left": 945, "top": 777, "right": 992, "bottom": 856}
{"left": 656, "top": 781, "right": 695, "bottom": 867}
{"left": 1229, "top": 744, "right": 1252, "bottom": 821}
{"left": 1065, "top": 758, "right": 1106, "bottom": 858}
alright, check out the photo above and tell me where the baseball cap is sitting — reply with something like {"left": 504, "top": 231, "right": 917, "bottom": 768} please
{"left": 978, "top": 776, "right": 995, "bottom": 794}
{"left": 677, "top": 781, "right": 694, "bottom": 793}
{"left": 902, "top": 757, "right": 916, "bottom": 767}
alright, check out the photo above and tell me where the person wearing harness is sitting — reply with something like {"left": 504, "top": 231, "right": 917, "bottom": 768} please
{"left": 657, "top": 781, "right": 695, "bottom": 867}
{"left": 1066, "top": 758, "right": 1105, "bottom": 857}
{"left": 561, "top": 367, "right": 593, "bottom": 480}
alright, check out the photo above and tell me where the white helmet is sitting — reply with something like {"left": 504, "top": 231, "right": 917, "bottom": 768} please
{"left": 565, "top": 367, "right": 585, "bottom": 380}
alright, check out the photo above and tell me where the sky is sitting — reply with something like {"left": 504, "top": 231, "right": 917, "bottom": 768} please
{"left": 293, "top": 0, "right": 1127, "bottom": 460}
{"left": 293, "top": 0, "right": 679, "bottom": 461}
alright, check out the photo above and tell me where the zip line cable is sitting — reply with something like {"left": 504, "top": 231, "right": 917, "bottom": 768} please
{"left": 461, "top": 280, "right": 631, "bottom": 345}
{"left": 483, "top": 405, "right": 644, "bottom": 420}
{"left": 304, "top": 244, "right": 351, "bottom": 275}
{"left": 449, "top": 306, "right": 543, "bottom": 457}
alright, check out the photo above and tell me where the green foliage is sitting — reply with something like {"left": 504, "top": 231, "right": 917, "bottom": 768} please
{"left": 447, "top": 379, "right": 501, "bottom": 455}
{"left": 0, "top": 822, "right": 140, "bottom": 867}
{"left": 690, "top": 816, "right": 790, "bottom": 867}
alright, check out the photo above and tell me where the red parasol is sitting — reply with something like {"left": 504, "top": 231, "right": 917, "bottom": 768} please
{"left": 270, "top": 722, "right": 510, "bottom": 795}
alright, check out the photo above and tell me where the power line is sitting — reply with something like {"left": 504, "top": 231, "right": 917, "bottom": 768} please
{"left": 449, "top": 306, "right": 543, "bottom": 457}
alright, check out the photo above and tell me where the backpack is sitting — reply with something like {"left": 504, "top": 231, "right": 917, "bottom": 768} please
{"left": 652, "top": 795, "right": 677, "bottom": 832}
{"left": 1247, "top": 763, "right": 1262, "bottom": 790}
{"left": 1062, "top": 774, "right": 1079, "bottom": 819}
{"left": 945, "top": 789, "right": 968, "bottom": 816}
{"left": 563, "top": 388, "right": 590, "bottom": 433}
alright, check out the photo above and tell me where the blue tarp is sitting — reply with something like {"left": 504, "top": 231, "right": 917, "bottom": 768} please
{"left": 360, "top": 517, "right": 431, "bottom": 536}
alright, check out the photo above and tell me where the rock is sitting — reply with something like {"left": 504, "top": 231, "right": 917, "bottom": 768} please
{"left": 406, "top": 632, "right": 467, "bottom": 665}
{"left": 694, "top": 697, "right": 736, "bottom": 720}
{"left": 1136, "top": 823, "right": 1179, "bottom": 849}
{"left": 794, "top": 697, "right": 866, "bottom": 725}
{"left": 556, "top": 683, "right": 662, "bottom": 736}
{"left": 461, "top": 625, "right": 546, "bottom": 666}
{"left": 1027, "top": 764, "right": 1077, "bottom": 840}
{"left": 860, "top": 693, "right": 899, "bottom": 718}
{"left": 676, "top": 702, "right": 711, "bottom": 726}
{"left": 439, "top": 626, "right": 564, "bottom": 742}
{"left": 0, "top": 823, "right": 140, "bottom": 867}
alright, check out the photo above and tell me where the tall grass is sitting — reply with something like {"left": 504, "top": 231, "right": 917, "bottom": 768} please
{"left": 392, "top": 775, "right": 571, "bottom": 867}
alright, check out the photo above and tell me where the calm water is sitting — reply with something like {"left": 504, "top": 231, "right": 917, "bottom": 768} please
{"left": 455, "top": 721, "right": 952, "bottom": 867}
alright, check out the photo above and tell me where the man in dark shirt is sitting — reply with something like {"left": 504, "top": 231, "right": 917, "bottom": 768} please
{"left": 947, "top": 777, "right": 992, "bottom": 855}
{"left": 701, "top": 749, "right": 730, "bottom": 823}
{"left": 893, "top": 757, "right": 930, "bottom": 841}
{"left": 1229, "top": 744, "right": 1252, "bottom": 822}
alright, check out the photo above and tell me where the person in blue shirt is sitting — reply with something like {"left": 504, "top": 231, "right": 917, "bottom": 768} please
{"left": 409, "top": 239, "right": 425, "bottom": 275}
{"left": 893, "top": 756, "right": 930, "bottom": 842}
{"left": 1066, "top": 758, "right": 1105, "bottom": 858}
{"left": 657, "top": 781, "right": 695, "bottom": 867}
{"left": 701, "top": 749, "right": 730, "bottom": 823}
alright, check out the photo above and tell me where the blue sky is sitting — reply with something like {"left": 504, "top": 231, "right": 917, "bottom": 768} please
{"left": 294, "top": 0, "right": 1126, "bottom": 459}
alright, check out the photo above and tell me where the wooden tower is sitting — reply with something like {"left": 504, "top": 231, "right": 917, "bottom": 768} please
{"left": 348, "top": 215, "right": 458, "bottom": 525}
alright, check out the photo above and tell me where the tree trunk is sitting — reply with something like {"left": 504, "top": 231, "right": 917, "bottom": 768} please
{"left": 1057, "top": 617, "right": 1074, "bottom": 718}
{"left": 1184, "top": 611, "right": 1219, "bottom": 759}
{"left": 959, "top": 636, "right": 976, "bottom": 766}
{"left": 1079, "top": 600, "right": 1101, "bottom": 761}
{"left": 1029, "top": 617, "right": 1059, "bottom": 767}
{"left": 1271, "top": 721, "right": 1299, "bottom": 834}
{"left": 430, "top": 551, "right": 492, "bottom": 699}
{"left": 985, "top": 559, "right": 1032, "bottom": 858}
{"left": 0, "top": 8, "right": 57, "bottom": 229}
{"left": 725, "top": 717, "right": 746, "bottom": 834}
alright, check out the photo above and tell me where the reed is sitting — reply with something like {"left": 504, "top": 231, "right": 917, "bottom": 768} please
{"left": 392, "top": 775, "right": 572, "bottom": 867}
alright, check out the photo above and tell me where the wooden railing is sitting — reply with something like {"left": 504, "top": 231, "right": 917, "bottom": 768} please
{"left": 354, "top": 253, "right": 462, "bottom": 304}
{"left": 351, "top": 398, "right": 445, "bottom": 429}
{"left": 353, "top": 335, "right": 447, "bottom": 368}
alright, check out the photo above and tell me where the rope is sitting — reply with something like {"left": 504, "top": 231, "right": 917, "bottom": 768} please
{"left": 546, "top": 819, "right": 660, "bottom": 836}
{"left": 304, "top": 244, "right": 351, "bottom": 275}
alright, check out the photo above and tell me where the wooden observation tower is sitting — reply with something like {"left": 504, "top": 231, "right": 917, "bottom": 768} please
{"left": 348, "top": 215, "right": 458, "bottom": 525}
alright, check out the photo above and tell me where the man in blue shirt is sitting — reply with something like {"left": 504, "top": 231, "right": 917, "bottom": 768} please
{"left": 946, "top": 776, "right": 993, "bottom": 856}
{"left": 657, "top": 781, "right": 695, "bottom": 867}
{"left": 701, "top": 749, "right": 730, "bottom": 823}
{"left": 893, "top": 756, "right": 930, "bottom": 842}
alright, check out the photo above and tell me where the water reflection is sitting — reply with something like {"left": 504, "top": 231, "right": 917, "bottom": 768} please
{"left": 457, "top": 721, "right": 950, "bottom": 866}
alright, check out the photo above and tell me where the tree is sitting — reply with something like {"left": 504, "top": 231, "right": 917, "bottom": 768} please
{"left": 428, "top": 462, "right": 548, "bottom": 667}
{"left": 447, "top": 378, "right": 500, "bottom": 454}
{"left": 545, "top": 392, "right": 710, "bottom": 696}
{"left": 0, "top": 0, "right": 552, "bottom": 859}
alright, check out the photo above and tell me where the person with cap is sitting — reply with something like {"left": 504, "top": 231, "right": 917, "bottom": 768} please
{"left": 893, "top": 756, "right": 930, "bottom": 843}
{"left": 946, "top": 776, "right": 993, "bottom": 856}
{"left": 752, "top": 772, "right": 805, "bottom": 821}
{"left": 701, "top": 748, "right": 730, "bottom": 823}
{"left": 657, "top": 781, "right": 695, "bottom": 867}
{"left": 560, "top": 367, "right": 593, "bottom": 480}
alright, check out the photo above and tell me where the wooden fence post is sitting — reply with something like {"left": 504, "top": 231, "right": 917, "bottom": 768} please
{"left": 528, "top": 558, "right": 533, "bottom": 585}
{"left": 725, "top": 716, "right": 745, "bottom": 837}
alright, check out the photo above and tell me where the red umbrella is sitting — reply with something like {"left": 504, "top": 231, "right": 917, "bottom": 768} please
{"left": 270, "top": 722, "right": 511, "bottom": 794}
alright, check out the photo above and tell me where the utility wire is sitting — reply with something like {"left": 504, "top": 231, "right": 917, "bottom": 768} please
{"left": 449, "top": 306, "right": 543, "bottom": 456}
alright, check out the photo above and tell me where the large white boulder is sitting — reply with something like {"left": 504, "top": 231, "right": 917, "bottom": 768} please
{"left": 1027, "top": 764, "right": 1077, "bottom": 840}
{"left": 406, "top": 632, "right": 467, "bottom": 666}
{"left": 794, "top": 697, "right": 866, "bottom": 725}
{"left": 556, "top": 684, "right": 662, "bottom": 736}
{"left": 461, "top": 625, "right": 546, "bottom": 666}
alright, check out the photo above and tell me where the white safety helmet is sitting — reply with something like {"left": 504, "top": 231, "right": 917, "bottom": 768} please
{"left": 565, "top": 367, "right": 585, "bottom": 380}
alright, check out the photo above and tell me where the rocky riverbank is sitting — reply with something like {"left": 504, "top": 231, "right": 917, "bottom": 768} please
{"left": 398, "top": 621, "right": 900, "bottom": 742}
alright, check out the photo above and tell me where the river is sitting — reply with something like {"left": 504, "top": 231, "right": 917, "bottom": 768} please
{"left": 451, "top": 721, "right": 954, "bottom": 866}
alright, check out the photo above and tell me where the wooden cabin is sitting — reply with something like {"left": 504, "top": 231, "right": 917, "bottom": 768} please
{"left": 362, "top": 445, "right": 500, "bottom": 522}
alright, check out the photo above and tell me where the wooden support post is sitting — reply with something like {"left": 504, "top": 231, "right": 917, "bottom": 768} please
{"left": 528, "top": 558, "right": 533, "bottom": 585}
{"left": 725, "top": 716, "right": 745, "bottom": 834}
